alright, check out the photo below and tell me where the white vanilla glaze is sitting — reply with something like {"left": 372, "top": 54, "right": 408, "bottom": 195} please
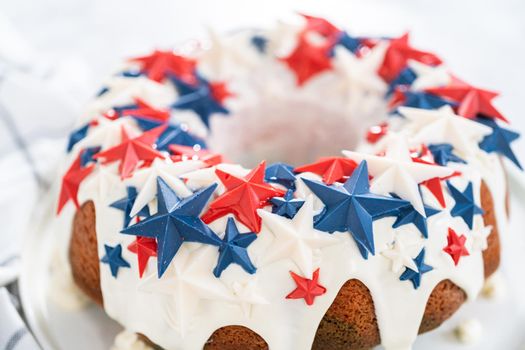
{"left": 50, "top": 16, "right": 513, "bottom": 350}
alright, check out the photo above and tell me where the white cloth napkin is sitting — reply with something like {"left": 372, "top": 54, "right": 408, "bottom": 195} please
{"left": 0, "top": 13, "right": 92, "bottom": 349}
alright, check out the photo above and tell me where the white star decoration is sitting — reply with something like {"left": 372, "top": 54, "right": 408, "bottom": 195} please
{"left": 86, "top": 76, "right": 175, "bottom": 118}
{"left": 229, "top": 278, "right": 269, "bottom": 318}
{"left": 408, "top": 60, "right": 451, "bottom": 91}
{"left": 470, "top": 225, "right": 492, "bottom": 252}
{"left": 334, "top": 45, "right": 387, "bottom": 101}
{"left": 80, "top": 118, "right": 133, "bottom": 151}
{"left": 181, "top": 163, "right": 249, "bottom": 192}
{"left": 200, "top": 28, "right": 256, "bottom": 78}
{"left": 126, "top": 158, "right": 204, "bottom": 217}
{"left": 399, "top": 106, "right": 492, "bottom": 157}
{"left": 82, "top": 164, "right": 122, "bottom": 205}
{"left": 257, "top": 196, "right": 337, "bottom": 277}
{"left": 381, "top": 235, "right": 423, "bottom": 273}
{"left": 139, "top": 247, "right": 233, "bottom": 336}
{"left": 343, "top": 134, "right": 454, "bottom": 215}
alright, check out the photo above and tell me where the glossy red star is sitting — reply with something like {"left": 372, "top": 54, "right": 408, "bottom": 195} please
{"left": 129, "top": 50, "right": 197, "bottom": 83}
{"left": 426, "top": 77, "right": 508, "bottom": 122}
{"left": 443, "top": 228, "right": 469, "bottom": 265}
{"left": 169, "top": 144, "right": 224, "bottom": 167}
{"left": 209, "top": 82, "right": 234, "bottom": 104}
{"left": 366, "top": 122, "right": 389, "bottom": 144}
{"left": 94, "top": 125, "right": 166, "bottom": 179}
{"left": 378, "top": 33, "right": 442, "bottom": 82}
{"left": 286, "top": 268, "right": 327, "bottom": 306}
{"left": 281, "top": 34, "right": 334, "bottom": 86}
{"left": 300, "top": 13, "right": 341, "bottom": 39}
{"left": 127, "top": 236, "right": 157, "bottom": 278}
{"left": 120, "top": 97, "right": 170, "bottom": 122}
{"left": 295, "top": 157, "right": 358, "bottom": 185}
{"left": 411, "top": 145, "right": 460, "bottom": 208}
{"left": 57, "top": 153, "right": 95, "bottom": 214}
{"left": 202, "top": 161, "right": 286, "bottom": 232}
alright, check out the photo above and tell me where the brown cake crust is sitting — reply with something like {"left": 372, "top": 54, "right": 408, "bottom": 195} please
{"left": 68, "top": 180, "right": 501, "bottom": 349}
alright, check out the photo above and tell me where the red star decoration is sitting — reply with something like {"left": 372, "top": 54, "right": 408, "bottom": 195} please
{"left": 378, "top": 33, "right": 442, "bottom": 82}
{"left": 295, "top": 157, "right": 358, "bottom": 185}
{"left": 366, "top": 122, "right": 389, "bottom": 144}
{"left": 286, "top": 268, "right": 326, "bottom": 306}
{"left": 129, "top": 50, "right": 197, "bottom": 83}
{"left": 300, "top": 13, "right": 341, "bottom": 39}
{"left": 202, "top": 161, "right": 285, "bottom": 232}
{"left": 120, "top": 97, "right": 170, "bottom": 122}
{"left": 410, "top": 144, "right": 462, "bottom": 208}
{"left": 426, "top": 77, "right": 508, "bottom": 122}
{"left": 169, "top": 144, "right": 224, "bottom": 167}
{"left": 94, "top": 125, "right": 166, "bottom": 179}
{"left": 127, "top": 236, "right": 157, "bottom": 278}
{"left": 443, "top": 228, "right": 469, "bottom": 265}
{"left": 209, "top": 82, "right": 234, "bottom": 104}
{"left": 57, "top": 153, "right": 95, "bottom": 214}
{"left": 281, "top": 34, "right": 334, "bottom": 86}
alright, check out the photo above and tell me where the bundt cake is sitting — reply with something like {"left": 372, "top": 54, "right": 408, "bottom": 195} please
{"left": 52, "top": 14, "right": 521, "bottom": 350}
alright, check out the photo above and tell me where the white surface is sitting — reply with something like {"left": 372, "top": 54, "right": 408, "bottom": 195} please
{"left": 0, "top": 0, "right": 524, "bottom": 161}
{"left": 19, "top": 167, "right": 525, "bottom": 350}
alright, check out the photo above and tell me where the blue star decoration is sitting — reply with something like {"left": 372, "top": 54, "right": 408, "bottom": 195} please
{"left": 134, "top": 118, "right": 207, "bottom": 151}
{"left": 387, "top": 67, "right": 417, "bottom": 95}
{"left": 251, "top": 35, "right": 268, "bottom": 53}
{"left": 212, "top": 217, "right": 257, "bottom": 277}
{"left": 392, "top": 199, "right": 440, "bottom": 239}
{"left": 336, "top": 32, "right": 362, "bottom": 54}
{"left": 170, "top": 75, "right": 229, "bottom": 129}
{"left": 67, "top": 123, "right": 90, "bottom": 152}
{"left": 110, "top": 186, "right": 150, "bottom": 228}
{"left": 80, "top": 146, "right": 101, "bottom": 167}
{"left": 428, "top": 143, "right": 466, "bottom": 166}
{"left": 100, "top": 244, "right": 130, "bottom": 278}
{"left": 96, "top": 86, "right": 109, "bottom": 97}
{"left": 477, "top": 116, "right": 522, "bottom": 170}
{"left": 121, "top": 177, "right": 219, "bottom": 277}
{"left": 399, "top": 248, "right": 433, "bottom": 289}
{"left": 398, "top": 91, "right": 456, "bottom": 110}
{"left": 303, "top": 160, "right": 409, "bottom": 259}
{"left": 265, "top": 162, "right": 297, "bottom": 190}
{"left": 270, "top": 189, "right": 305, "bottom": 219}
{"left": 447, "top": 181, "right": 483, "bottom": 229}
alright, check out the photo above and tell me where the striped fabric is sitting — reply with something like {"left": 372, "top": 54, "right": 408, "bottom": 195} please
{"left": 0, "top": 14, "right": 92, "bottom": 350}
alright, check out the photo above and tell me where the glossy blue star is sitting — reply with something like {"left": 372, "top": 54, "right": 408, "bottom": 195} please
{"left": 393, "top": 201, "right": 440, "bottom": 238}
{"left": 100, "top": 244, "right": 130, "bottom": 278}
{"left": 80, "top": 146, "right": 101, "bottom": 167}
{"left": 270, "top": 189, "right": 305, "bottom": 219}
{"left": 170, "top": 75, "right": 229, "bottom": 128}
{"left": 387, "top": 67, "right": 417, "bottom": 95}
{"left": 337, "top": 31, "right": 361, "bottom": 54}
{"left": 213, "top": 217, "right": 257, "bottom": 277}
{"left": 110, "top": 186, "right": 150, "bottom": 228}
{"left": 121, "top": 177, "right": 220, "bottom": 277}
{"left": 264, "top": 162, "right": 297, "bottom": 190}
{"left": 400, "top": 91, "right": 456, "bottom": 110}
{"left": 303, "top": 160, "right": 409, "bottom": 259}
{"left": 477, "top": 117, "right": 522, "bottom": 170}
{"left": 447, "top": 181, "right": 483, "bottom": 229}
{"left": 134, "top": 118, "right": 207, "bottom": 151}
{"left": 428, "top": 143, "right": 466, "bottom": 166}
{"left": 119, "top": 70, "right": 142, "bottom": 78}
{"left": 67, "top": 123, "right": 90, "bottom": 152}
{"left": 399, "top": 248, "right": 433, "bottom": 289}
{"left": 96, "top": 86, "right": 109, "bottom": 97}
{"left": 251, "top": 35, "right": 268, "bottom": 53}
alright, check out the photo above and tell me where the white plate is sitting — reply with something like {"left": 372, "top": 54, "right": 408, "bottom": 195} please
{"left": 19, "top": 166, "right": 525, "bottom": 350}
